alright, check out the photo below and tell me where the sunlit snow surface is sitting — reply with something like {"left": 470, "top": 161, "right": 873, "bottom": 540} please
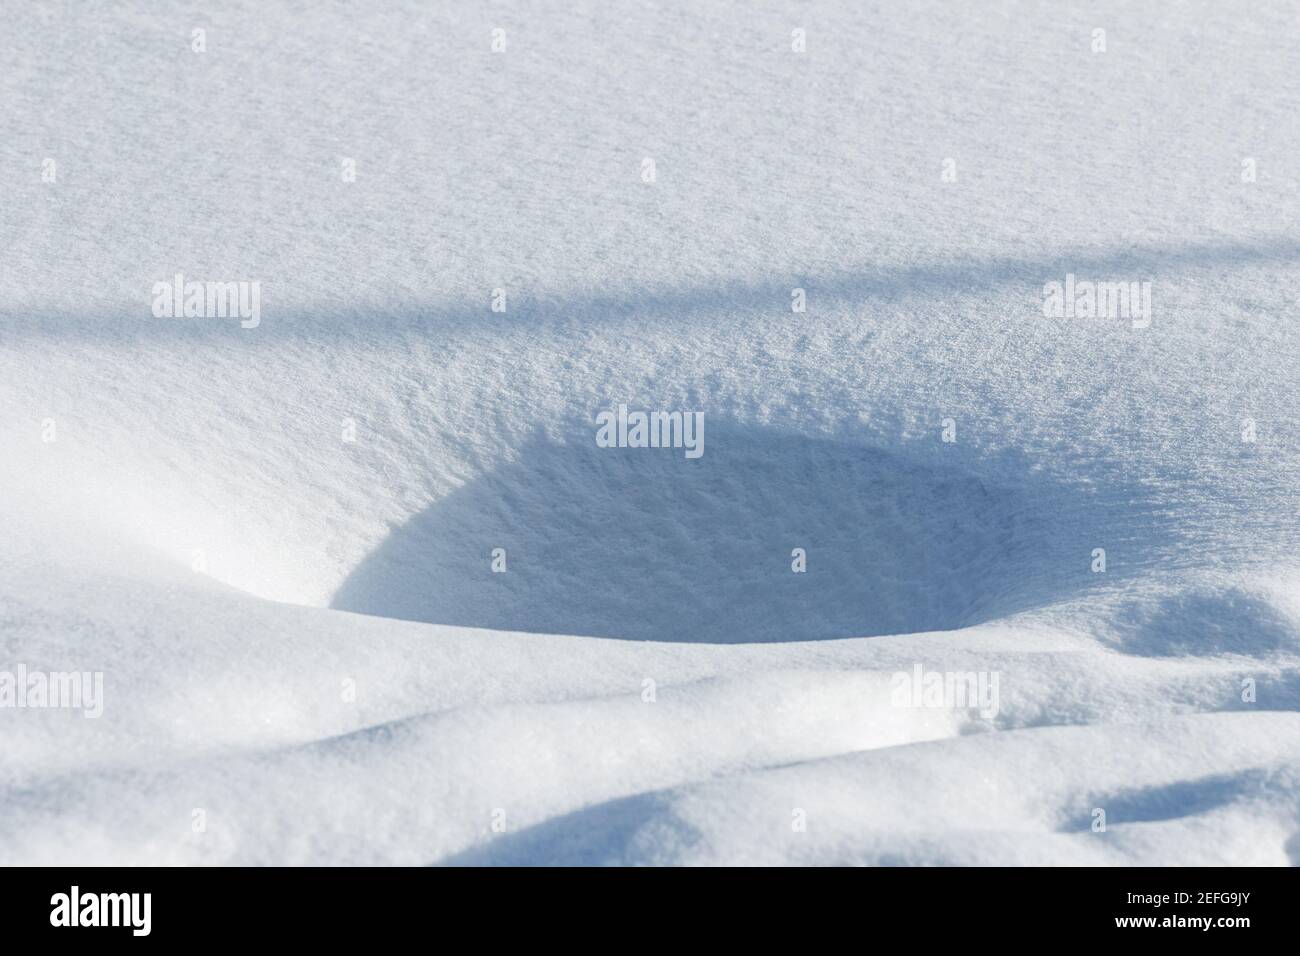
{"left": 2, "top": 1, "right": 1299, "bottom": 865}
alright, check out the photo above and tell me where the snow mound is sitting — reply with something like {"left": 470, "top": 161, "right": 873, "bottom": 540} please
{"left": 2, "top": 0, "right": 1299, "bottom": 865}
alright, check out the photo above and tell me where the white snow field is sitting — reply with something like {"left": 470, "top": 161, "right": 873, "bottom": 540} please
{"left": 2, "top": 1, "right": 1299, "bottom": 865}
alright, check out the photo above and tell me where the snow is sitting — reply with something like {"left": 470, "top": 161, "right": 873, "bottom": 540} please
{"left": 2, "top": 0, "right": 1298, "bottom": 865}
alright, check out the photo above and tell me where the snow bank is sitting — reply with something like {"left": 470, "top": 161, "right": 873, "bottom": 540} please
{"left": 2, "top": 0, "right": 1298, "bottom": 864}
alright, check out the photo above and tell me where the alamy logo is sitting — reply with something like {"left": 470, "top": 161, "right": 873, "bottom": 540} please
{"left": 0, "top": 664, "right": 103, "bottom": 718}
{"left": 1042, "top": 273, "right": 1152, "bottom": 329}
{"left": 890, "top": 663, "right": 1000, "bottom": 719}
{"left": 152, "top": 273, "right": 260, "bottom": 328}
{"left": 50, "top": 886, "right": 151, "bottom": 936}
{"left": 595, "top": 405, "right": 704, "bottom": 458}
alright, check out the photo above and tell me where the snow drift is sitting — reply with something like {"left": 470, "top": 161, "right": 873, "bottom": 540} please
{"left": 2, "top": 0, "right": 1299, "bottom": 865}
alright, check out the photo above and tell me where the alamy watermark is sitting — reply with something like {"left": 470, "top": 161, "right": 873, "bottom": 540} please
{"left": 595, "top": 405, "right": 704, "bottom": 458}
{"left": 50, "top": 886, "right": 150, "bottom": 936}
{"left": 891, "top": 663, "right": 1000, "bottom": 719}
{"left": 1043, "top": 274, "right": 1152, "bottom": 329}
{"left": 0, "top": 664, "right": 103, "bottom": 718}
{"left": 152, "top": 273, "right": 260, "bottom": 328}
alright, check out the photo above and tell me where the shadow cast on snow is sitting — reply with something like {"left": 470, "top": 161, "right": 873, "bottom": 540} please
{"left": 331, "top": 423, "right": 1175, "bottom": 643}
{"left": 6, "top": 236, "right": 1299, "bottom": 344}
